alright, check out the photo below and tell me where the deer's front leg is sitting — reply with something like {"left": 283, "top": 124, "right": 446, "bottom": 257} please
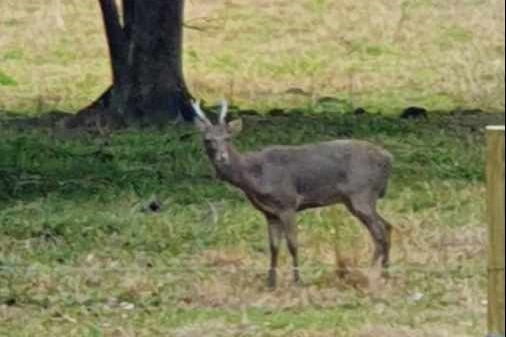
{"left": 266, "top": 214, "right": 283, "bottom": 289}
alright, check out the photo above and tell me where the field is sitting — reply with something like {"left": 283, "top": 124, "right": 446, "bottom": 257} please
{"left": 1, "top": 111, "right": 504, "bottom": 336}
{"left": 0, "top": 0, "right": 504, "bottom": 113}
{"left": 1, "top": 0, "right": 505, "bottom": 337}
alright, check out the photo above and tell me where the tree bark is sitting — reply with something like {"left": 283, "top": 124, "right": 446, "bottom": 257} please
{"left": 129, "top": 0, "right": 193, "bottom": 123}
{"left": 76, "top": 0, "right": 194, "bottom": 127}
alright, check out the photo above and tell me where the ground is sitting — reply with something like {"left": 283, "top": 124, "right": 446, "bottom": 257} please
{"left": 0, "top": 110, "right": 504, "bottom": 336}
{"left": 0, "top": 0, "right": 505, "bottom": 336}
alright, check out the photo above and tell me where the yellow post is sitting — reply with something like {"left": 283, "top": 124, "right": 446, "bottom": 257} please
{"left": 486, "top": 125, "right": 505, "bottom": 337}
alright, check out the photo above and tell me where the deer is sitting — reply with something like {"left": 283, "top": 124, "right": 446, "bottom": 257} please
{"left": 192, "top": 100, "right": 394, "bottom": 289}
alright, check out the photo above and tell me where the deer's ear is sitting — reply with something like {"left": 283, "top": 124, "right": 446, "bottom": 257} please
{"left": 227, "top": 119, "right": 243, "bottom": 136}
{"left": 194, "top": 117, "right": 208, "bottom": 132}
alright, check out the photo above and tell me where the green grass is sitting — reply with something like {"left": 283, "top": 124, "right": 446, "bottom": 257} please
{"left": 1, "top": 110, "right": 504, "bottom": 336}
{"left": 0, "top": 70, "right": 17, "bottom": 87}
{"left": 0, "top": 111, "right": 490, "bottom": 203}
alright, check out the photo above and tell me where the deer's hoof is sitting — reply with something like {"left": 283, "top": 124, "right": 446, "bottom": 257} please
{"left": 267, "top": 270, "right": 277, "bottom": 290}
{"left": 294, "top": 271, "right": 303, "bottom": 287}
{"left": 294, "top": 278, "right": 305, "bottom": 288}
{"left": 381, "top": 267, "right": 391, "bottom": 282}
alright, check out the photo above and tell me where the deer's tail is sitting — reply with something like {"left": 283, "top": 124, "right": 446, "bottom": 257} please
{"left": 379, "top": 151, "right": 394, "bottom": 199}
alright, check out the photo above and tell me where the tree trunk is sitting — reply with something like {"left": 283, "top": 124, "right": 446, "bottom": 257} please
{"left": 76, "top": 0, "right": 194, "bottom": 127}
{"left": 129, "top": 0, "right": 193, "bottom": 124}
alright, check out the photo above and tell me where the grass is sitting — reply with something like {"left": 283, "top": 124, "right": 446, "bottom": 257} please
{"left": 0, "top": 0, "right": 505, "bottom": 335}
{"left": 1, "top": 110, "right": 504, "bottom": 336}
{"left": 0, "top": 0, "right": 504, "bottom": 114}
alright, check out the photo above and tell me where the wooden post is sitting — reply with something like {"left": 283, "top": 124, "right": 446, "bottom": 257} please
{"left": 486, "top": 125, "right": 505, "bottom": 337}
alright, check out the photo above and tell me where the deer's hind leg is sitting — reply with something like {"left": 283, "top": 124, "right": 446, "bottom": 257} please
{"left": 346, "top": 194, "right": 390, "bottom": 269}
{"left": 280, "top": 211, "right": 301, "bottom": 285}
{"left": 378, "top": 214, "right": 393, "bottom": 268}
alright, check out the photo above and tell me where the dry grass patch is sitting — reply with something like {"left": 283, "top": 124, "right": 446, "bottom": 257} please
{"left": 357, "top": 325, "right": 474, "bottom": 337}
{"left": 1, "top": 0, "right": 504, "bottom": 113}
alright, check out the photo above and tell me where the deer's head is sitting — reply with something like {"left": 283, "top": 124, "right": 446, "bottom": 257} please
{"left": 192, "top": 100, "right": 243, "bottom": 166}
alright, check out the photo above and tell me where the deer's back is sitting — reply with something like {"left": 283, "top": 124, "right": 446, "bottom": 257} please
{"left": 243, "top": 140, "right": 392, "bottom": 211}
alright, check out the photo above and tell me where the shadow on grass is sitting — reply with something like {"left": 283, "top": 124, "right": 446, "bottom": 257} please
{"left": 0, "top": 107, "right": 504, "bottom": 206}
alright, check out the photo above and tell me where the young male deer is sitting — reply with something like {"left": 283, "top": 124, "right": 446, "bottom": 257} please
{"left": 193, "top": 100, "right": 394, "bottom": 288}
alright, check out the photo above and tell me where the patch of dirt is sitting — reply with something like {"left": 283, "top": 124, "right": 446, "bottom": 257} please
{"left": 62, "top": 107, "right": 126, "bottom": 131}
{"left": 1, "top": 110, "right": 72, "bottom": 129}
{"left": 173, "top": 320, "right": 258, "bottom": 337}
{"left": 438, "top": 110, "right": 505, "bottom": 134}
{"left": 357, "top": 325, "right": 472, "bottom": 337}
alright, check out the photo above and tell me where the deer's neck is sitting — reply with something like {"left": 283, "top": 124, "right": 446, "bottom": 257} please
{"left": 213, "top": 144, "right": 246, "bottom": 187}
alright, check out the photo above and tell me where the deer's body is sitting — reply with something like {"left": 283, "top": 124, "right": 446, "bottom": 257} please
{"left": 193, "top": 101, "right": 394, "bottom": 288}
{"left": 215, "top": 140, "right": 392, "bottom": 214}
